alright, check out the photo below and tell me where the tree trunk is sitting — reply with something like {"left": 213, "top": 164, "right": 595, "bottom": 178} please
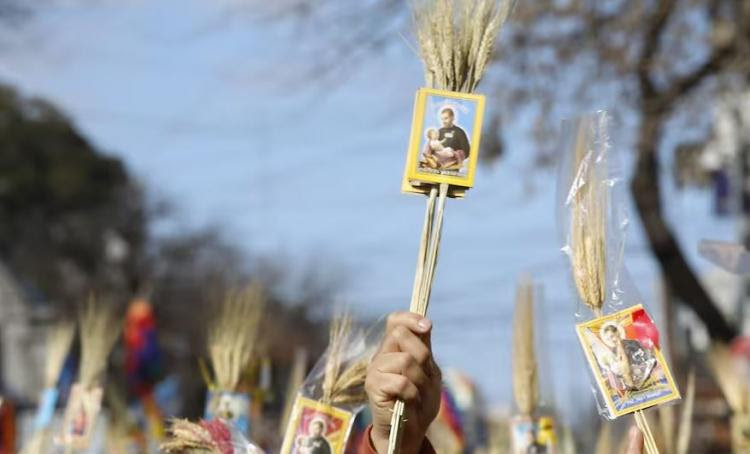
{"left": 631, "top": 112, "right": 738, "bottom": 343}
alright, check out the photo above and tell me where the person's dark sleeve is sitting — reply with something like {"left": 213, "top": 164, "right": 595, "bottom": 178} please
{"left": 457, "top": 128, "right": 471, "bottom": 157}
{"left": 357, "top": 426, "right": 435, "bottom": 454}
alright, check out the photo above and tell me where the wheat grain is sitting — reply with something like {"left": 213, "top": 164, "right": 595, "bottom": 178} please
{"left": 78, "top": 295, "right": 121, "bottom": 388}
{"left": 568, "top": 120, "right": 607, "bottom": 315}
{"left": 320, "top": 314, "right": 372, "bottom": 407}
{"left": 207, "top": 282, "right": 265, "bottom": 391}
{"left": 413, "top": 0, "right": 513, "bottom": 92}
{"left": 511, "top": 278, "right": 539, "bottom": 417}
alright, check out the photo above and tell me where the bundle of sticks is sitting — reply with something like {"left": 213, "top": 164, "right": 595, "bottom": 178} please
{"left": 19, "top": 321, "right": 75, "bottom": 454}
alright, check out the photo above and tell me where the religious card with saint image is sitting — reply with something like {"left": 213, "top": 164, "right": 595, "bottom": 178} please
{"left": 57, "top": 383, "right": 103, "bottom": 449}
{"left": 575, "top": 304, "right": 680, "bottom": 418}
{"left": 403, "top": 88, "right": 485, "bottom": 190}
{"left": 204, "top": 390, "right": 251, "bottom": 435}
{"left": 280, "top": 395, "right": 355, "bottom": 454}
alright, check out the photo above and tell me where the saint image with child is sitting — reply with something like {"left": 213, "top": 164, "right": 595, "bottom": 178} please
{"left": 420, "top": 103, "right": 472, "bottom": 175}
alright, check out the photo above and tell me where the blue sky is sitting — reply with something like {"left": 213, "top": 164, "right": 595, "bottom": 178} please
{"left": 0, "top": 0, "right": 739, "bottom": 418}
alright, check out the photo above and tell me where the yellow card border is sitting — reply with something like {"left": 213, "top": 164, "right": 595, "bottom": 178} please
{"left": 403, "top": 88, "right": 486, "bottom": 189}
{"left": 280, "top": 394, "right": 355, "bottom": 454}
{"left": 575, "top": 304, "right": 681, "bottom": 418}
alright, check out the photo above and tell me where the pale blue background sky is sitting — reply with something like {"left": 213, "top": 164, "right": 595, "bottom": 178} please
{"left": 0, "top": 0, "right": 737, "bottom": 421}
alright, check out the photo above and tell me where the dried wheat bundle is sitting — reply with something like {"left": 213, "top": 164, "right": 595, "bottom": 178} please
{"left": 162, "top": 419, "right": 263, "bottom": 454}
{"left": 279, "top": 348, "right": 308, "bottom": 436}
{"left": 207, "top": 282, "right": 265, "bottom": 392}
{"left": 18, "top": 432, "right": 50, "bottom": 454}
{"left": 708, "top": 343, "right": 750, "bottom": 451}
{"left": 675, "top": 371, "right": 695, "bottom": 454}
{"left": 568, "top": 121, "right": 607, "bottom": 316}
{"left": 413, "top": 0, "right": 514, "bottom": 92}
{"left": 43, "top": 321, "right": 75, "bottom": 388}
{"left": 708, "top": 343, "right": 749, "bottom": 413}
{"left": 20, "top": 321, "right": 77, "bottom": 452}
{"left": 320, "top": 314, "right": 370, "bottom": 407}
{"left": 79, "top": 295, "right": 121, "bottom": 388}
{"left": 657, "top": 403, "right": 675, "bottom": 454}
{"left": 654, "top": 370, "right": 695, "bottom": 454}
{"left": 161, "top": 419, "right": 225, "bottom": 454}
{"left": 511, "top": 278, "right": 539, "bottom": 417}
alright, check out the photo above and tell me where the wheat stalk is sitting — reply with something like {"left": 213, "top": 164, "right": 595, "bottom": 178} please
{"left": 279, "top": 348, "right": 308, "bottom": 436}
{"left": 78, "top": 295, "right": 121, "bottom": 388}
{"left": 329, "top": 357, "right": 369, "bottom": 405}
{"left": 675, "top": 371, "right": 695, "bottom": 454}
{"left": 653, "top": 370, "right": 695, "bottom": 454}
{"left": 708, "top": 343, "right": 750, "bottom": 452}
{"left": 568, "top": 120, "right": 607, "bottom": 316}
{"left": 708, "top": 343, "right": 749, "bottom": 413}
{"left": 20, "top": 322, "right": 75, "bottom": 454}
{"left": 207, "top": 282, "right": 265, "bottom": 391}
{"left": 657, "top": 404, "right": 675, "bottom": 454}
{"left": 43, "top": 321, "right": 76, "bottom": 388}
{"left": 414, "top": 0, "right": 514, "bottom": 92}
{"left": 320, "top": 314, "right": 371, "bottom": 407}
{"left": 511, "top": 277, "right": 539, "bottom": 417}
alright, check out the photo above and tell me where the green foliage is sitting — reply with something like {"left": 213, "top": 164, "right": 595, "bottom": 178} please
{"left": 0, "top": 84, "right": 146, "bottom": 304}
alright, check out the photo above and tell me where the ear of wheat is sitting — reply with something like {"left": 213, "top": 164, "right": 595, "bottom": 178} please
{"left": 79, "top": 295, "right": 121, "bottom": 388}
{"left": 162, "top": 419, "right": 218, "bottom": 453}
{"left": 208, "top": 282, "right": 265, "bottom": 392}
{"left": 567, "top": 119, "right": 607, "bottom": 316}
{"left": 320, "top": 314, "right": 371, "bottom": 407}
{"left": 414, "top": 0, "right": 514, "bottom": 92}
{"left": 512, "top": 278, "right": 539, "bottom": 417}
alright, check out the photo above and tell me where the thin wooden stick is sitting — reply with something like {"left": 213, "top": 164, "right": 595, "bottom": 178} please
{"left": 417, "top": 183, "right": 449, "bottom": 315}
{"left": 634, "top": 412, "right": 649, "bottom": 452}
{"left": 409, "top": 187, "right": 438, "bottom": 312}
{"left": 643, "top": 413, "right": 660, "bottom": 454}
{"left": 641, "top": 411, "right": 659, "bottom": 454}
{"left": 635, "top": 410, "right": 660, "bottom": 454}
{"left": 389, "top": 184, "right": 449, "bottom": 454}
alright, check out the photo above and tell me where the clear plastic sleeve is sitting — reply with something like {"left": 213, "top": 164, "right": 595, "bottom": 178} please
{"left": 280, "top": 317, "right": 380, "bottom": 453}
{"left": 556, "top": 111, "right": 681, "bottom": 419}
{"left": 298, "top": 317, "right": 379, "bottom": 414}
{"left": 556, "top": 111, "right": 640, "bottom": 321}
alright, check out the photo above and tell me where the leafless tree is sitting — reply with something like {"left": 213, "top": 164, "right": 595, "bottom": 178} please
{"left": 261, "top": 0, "right": 750, "bottom": 342}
